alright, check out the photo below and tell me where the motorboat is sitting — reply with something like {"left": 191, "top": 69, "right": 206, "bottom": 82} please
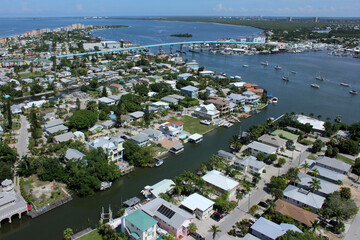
{"left": 340, "top": 83, "right": 350, "bottom": 87}
{"left": 311, "top": 83, "right": 320, "bottom": 88}
{"left": 315, "top": 72, "right": 324, "bottom": 81}
{"left": 282, "top": 76, "right": 289, "bottom": 81}
{"left": 261, "top": 61, "right": 269, "bottom": 66}
{"left": 243, "top": 65, "right": 249, "bottom": 68}
{"left": 349, "top": 90, "right": 358, "bottom": 95}
{"left": 291, "top": 71, "right": 297, "bottom": 74}
{"left": 274, "top": 65, "right": 282, "bottom": 70}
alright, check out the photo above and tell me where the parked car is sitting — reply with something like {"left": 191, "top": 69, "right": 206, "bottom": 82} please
{"left": 211, "top": 212, "right": 224, "bottom": 221}
{"left": 258, "top": 201, "right": 268, "bottom": 208}
{"left": 190, "top": 232, "right": 205, "bottom": 240}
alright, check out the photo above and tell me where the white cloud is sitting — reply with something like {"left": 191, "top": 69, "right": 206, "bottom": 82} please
{"left": 76, "top": 4, "right": 83, "bottom": 11}
{"left": 213, "top": 3, "right": 233, "bottom": 12}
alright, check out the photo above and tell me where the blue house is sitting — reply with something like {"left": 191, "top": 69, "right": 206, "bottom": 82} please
{"left": 181, "top": 86, "right": 199, "bottom": 99}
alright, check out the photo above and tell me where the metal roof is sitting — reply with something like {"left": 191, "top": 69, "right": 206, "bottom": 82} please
{"left": 180, "top": 193, "right": 214, "bottom": 212}
{"left": 124, "top": 210, "right": 157, "bottom": 232}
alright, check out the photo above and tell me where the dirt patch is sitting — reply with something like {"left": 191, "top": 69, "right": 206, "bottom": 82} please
{"left": 156, "top": 136, "right": 181, "bottom": 150}
{"left": 343, "top": 184, "right": 360, "bottom": 201}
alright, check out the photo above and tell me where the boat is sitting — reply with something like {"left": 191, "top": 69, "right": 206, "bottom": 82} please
{"left": 271, "top": 97, "right": 278, "bottom": 103}
{"left": 291, "top": 71, "right": 297, "bottom": 74}
{"left": 315, "top": 72, "right": 324, "bottom": 81}
{"left": 349, "top": 90, "right": 358, "bottom": 95}
{"left": 100, "top": 181, "right": 112, "bottom": 191}
{"left": 274, "top": 65, "right": 282, "bottom": 70}
{"left": 155, "top": 159, "right": 163, "bottom": 167}
{"left": 261, "top": 61, "right": 269, "bottom": 66}
{"left": 243, "top": 65, "right": 249, "bottom": 68}
{"left": 282, "top": 76, "right": 289, "bottom": 81}
{"left": 311, "top": 83, "right": 320, "bottom": 88}
{"left": 340, "top": 83, "right": 350, "bottom": 87}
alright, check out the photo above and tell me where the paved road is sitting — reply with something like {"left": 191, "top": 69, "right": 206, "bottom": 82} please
{"left": 344, "top": 209, "right": 360, "bottom": 240}
{"left": 17, "top": 115, "right": 29, "bottom": 158}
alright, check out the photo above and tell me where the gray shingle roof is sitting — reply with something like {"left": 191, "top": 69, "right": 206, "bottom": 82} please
{"left": 283, "top": 185, "right": 325, "bottom": 209}
{"left": 247, "top": 141, "right": 277, "bottom": 155}
{"left": 65, "top": 148, "right": 85, "bottom": 161}
{"left": 130, "top": 133, "right": 150, "bottom": 143}
{"left": 53, "top": 132, "right": 74, "bottom": 143}
{"left": 316, "top": 156, "right": 352, "bottom": 173}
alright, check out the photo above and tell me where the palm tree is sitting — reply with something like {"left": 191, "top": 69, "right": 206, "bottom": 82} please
{"left": 236, "top": 192, "right": 244, "bottom": 205}
{"left": 209, "top": 224, "right": 221, "bottom": 239}
{"left": 311, "top": 168, "right": 320, "bottom": 177}
{"left": 287, "top": 167, "right": 300, "bottom": 184}
{"left": 63, "top": 228, "right": 73, "bottom": 240}
{"left": 309, "top": 178, "right": 321, "bottom": 192}
{"left": 188, "top": 222, "right": 197, "bottom": 234}
{"left": 268, "top": 201, "right": 276, "bottom": 213}
{"left": 311, "top": 220, "right": 320, "bottom": 233}
{"left": 301, "top": 162, "right": 310, "bottom": 173}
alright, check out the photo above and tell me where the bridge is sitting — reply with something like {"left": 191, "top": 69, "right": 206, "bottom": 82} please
{"left": 54, "top": 40, "right": 274, "bottom": 59}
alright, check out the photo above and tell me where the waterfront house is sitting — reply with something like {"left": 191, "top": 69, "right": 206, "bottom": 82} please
{"left": 275, "top": 199, "right": 318, "bottom": 227}
{"left": 258, "top": 134, "right": 287, "bottom": 152}
{"left": 217, "top": 150, "right": 236, "bottom": 162}
{"left": 180, "top": 193, "right": 214, "bottom": 220}
{"left": 292, "top": 115, "right": 325, "bottom": 132}
{"left": 250, "top": 217, "right": 302, "bottom": 240}
{"left": 188, "top": 133, "right": 203, "bottom": 144}
{"left": 199, "top": 70, "right": 214, "bottom": 76}
{"left": 142, "top": 179, "right": 175, "bottom": 199}
{"left": 336, "top": 130, "right": 351, "bottom": 139}
{"left": 246, "top": 141, "right": 277, "bottom": 156}
{"left": 130, "top": 133, "right": 150, "bottom": 147}
{"left": 226, "top": 93, "right": 246, "bottom": 105}
{"left": 242, "top": 91, "right": 260, "bottom": 104}
{"left": 64, "top": 148, "right": 85, "bottom": 162}
{"left": 186, "top": 60, "right": 199, "bottom": 71}
{"left": 315, "top": 156, "right": 352, "bottom": 174}
{"left": 53, "top": 132, "right": 75, "bottom": 144}
{"left": 297, "top": 172, "right": 339, "bottom": 197}
{"left": 206, "top": 96, "right": 230, "bottom": 115}
{"left": 88, "top": 137, "right": 124, "bottom": 163}
{"left": 234, "top": 156, "right": 266, "bottom": 174}
{"left": 194, "top": 104, "right": 220, "bottom": 121}
{"left": 180, "top": 86, "right": 198, "bottom": 99}
{"left": 159, "top": 121, "right": 184, "bottom": 136}
{"left": 141, "top": 198, "right": 194, "bottom": 239}
{"left": 202, "top": 170, "right": 239, "bottom": 197}
{"left": 121, "top": 210, "right": 158, "bottom": 240}
{"left": 282, "top": 185, "right": 325, "bottom": 212}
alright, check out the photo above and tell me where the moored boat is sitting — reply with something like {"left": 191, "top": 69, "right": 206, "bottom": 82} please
{"left": 274, "top": 65, "right": 282, "bottom": 70}
{"left": 340, "top": 83, "right": 350, "bottom": 87}
{"left": 311, "top": 83, "right": 320, "bottom": 88}
{"left": 261, "top": 61, "right": 269, "bottom": 66}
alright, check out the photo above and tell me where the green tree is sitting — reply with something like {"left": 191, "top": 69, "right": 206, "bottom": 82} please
{"left": 340, "top": 186, "right": 352, "bottom": 200}
{"left": 286, "top": 167, "right": 300, "bottom": 184}
{"left": 102, "top": 86, "right": 108, "bottom": 97}
{"left": 63, "top": 228, "right": 73, "bottom": 240}
{"left": 309, "top": 178, "right": 321, "bottom": 192}
{"left": 301, "top": 161, "right": 310, "bottom": 173}
{"left": 69, "top": 110, "right": 97, "bottom": 130}
{"left": 209, "top": 225, "right": 221, "bottom": 240}
{"left": 76, "top": 98, "right": 81, "bottom": 110}
{"left": 256, "top": 152, "right": 266, "bottom": 161}
{"left": 144, "top": 105, "right": 151, "bottom": 126}
{"left": 277, "top": 157, "right": 286, "bottom": 167}
{"left": 311, "top": 168, "right": 320, "bottom": 177}
{"left": 269, "top": 176, "right": 287, "bottom": 199}
{"left": 312, "top": 139, "right": 325, "bottom": 153}
{"left": 188, "top": 222, "right": 197, "bottom": 234}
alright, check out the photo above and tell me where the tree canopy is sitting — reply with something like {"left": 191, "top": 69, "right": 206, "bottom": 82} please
{"left": 70, "top": 110, "right": 97, "bottom": 130}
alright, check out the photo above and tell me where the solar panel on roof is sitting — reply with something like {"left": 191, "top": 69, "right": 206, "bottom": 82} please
{"left": 157, "top": 204, "right": 175, "bottom": 219}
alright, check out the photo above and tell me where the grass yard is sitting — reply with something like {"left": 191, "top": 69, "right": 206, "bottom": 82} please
{"left": 307, "top": 154, "right": 317, "bottom": 160}
{"left": 336, "top": 154, "right": 354, "bottom": 166}
{"left": 77, "top": 230, "right": 102, "bottom": 240}
{"left": 19, "top": 72, "right": 44, "bottom": 78}
{"left": 172, "top": 115, "right": 216, "bottom": 134}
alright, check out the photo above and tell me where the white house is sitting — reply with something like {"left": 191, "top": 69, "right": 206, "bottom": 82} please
{"left": 246, "top": 141, "right": 277, "bottom": 156}
{"left": 234, "top": 156, "right": 266, "bottom": 174}
{"left": 202, "top": 170, "right": 239, "bottom": 197}
{"left": 194, "top": 104, "right": 220, "bottom": 121}
{"left": 180, "top": 193, "right": 214, "bottom": 219}
{"left": 283, "top": 185, "right": 325, "bottom": 212}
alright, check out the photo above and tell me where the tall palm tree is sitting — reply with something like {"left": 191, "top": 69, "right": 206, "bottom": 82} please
{"left": 268, "top": 200, "right": 276, "bottom": 213}
{"left": 236, "top": 192, "right": 244, "bottom": 205}
{"left": 301, "top": 162, "right": 310, "bottom": 173}
{"left": 311, "top": 220, "right": 320, "bottom": 233}
{"left": 287, "top": 167, "right": 300, "bottom": 184}
{"left": 311, "top": 168, "right": 320, "bottom": 177}
{"left": 209, "top": 224, "right": 221, "bottom": 240}
{"left": 309, "top": 178, "right": 321, "bottom": 192}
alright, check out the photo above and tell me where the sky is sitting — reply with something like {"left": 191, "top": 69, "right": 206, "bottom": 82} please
{"left": 0, "top": 0, "right": 359, "bottom": 18}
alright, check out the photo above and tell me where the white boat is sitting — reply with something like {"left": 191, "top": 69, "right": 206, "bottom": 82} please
{"left": 155, "top": 159, "right": 163, "bottom": 167}
{"left": 243, "top": 65, "right": 249, "bottom": 68}
{"left": 349, "top": 90, "right": 358, "bottom": 95}
{"left": 340, "top": 83, "right": 350, "bottom": 87}
{"left": 271, "top": 97, "right": 278, "bottom": 103}
{"left": 311, "top": 83, "right": 320, "bottom": 88}
{"left": 282, "top": 76, "right": 289, "bottom": 81}
{"left": 291, "top": 71, "right": 297, "bottom": 74}
{"left": 261, "top": 61, "right": 269, "bottom": 66}
{"left": 274, "top": 65, "right": 282, "bottom": 70}
{"left": 315, "top": 72, "right": 324, "bottom": 81}
{"left": 100, "top": 181, "right": 112, "bottom": 191}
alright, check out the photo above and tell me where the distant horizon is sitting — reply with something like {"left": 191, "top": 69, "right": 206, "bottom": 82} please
{"left": 1, "top": 16, "right": 360, "bottom": 19}
{"left": 1, "top": 0, "right": 359, "bottom": 18}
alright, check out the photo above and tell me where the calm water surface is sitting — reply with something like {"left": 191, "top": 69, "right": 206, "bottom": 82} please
{"left": 0, "top": 18, "right": 359, "bottom": 240}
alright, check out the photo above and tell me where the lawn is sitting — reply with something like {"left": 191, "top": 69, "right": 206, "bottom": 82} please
{"left": 307, "top": 154, "right": 317, "bottom": 160}
{"left": 336, "top": 154, "right": 354, "bottom": 166}
{"left": 77, "top": 230, "right": 102, "bottom": 240}
{"left": 172, "top": 115, "right": 216, "bottom": 134}
{"left": 19, "top": 71, "right": 44, "bottom": 78}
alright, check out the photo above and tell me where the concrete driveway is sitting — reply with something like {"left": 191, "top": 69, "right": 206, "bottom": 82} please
{"left": 17, "top": 115, "right": 29, "bottom": 158}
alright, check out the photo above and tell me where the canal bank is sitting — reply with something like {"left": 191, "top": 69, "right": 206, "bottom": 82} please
{"left": 1, "top": 108, "right": 275, "bottom": 240}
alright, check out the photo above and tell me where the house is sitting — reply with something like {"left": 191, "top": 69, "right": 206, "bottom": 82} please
{"left": 122, "top": 210, "right": 158, "bottom": 240}
{"left": 336, "top": 130, "right": 351, "bottom": 139}
{"left": 310, "top": 165, "right": 345, "bottom": 182}
{"left": 234, "top": 156, "right": 266, "bottom": 174}
{"left": 53, "top": 132, "right": 75, "bottom": 144}
{"left": 217, "top": 150, "right": 236, "bottom": 162}
{"left": 161, "top": 96, "right": 179, "bottom": 105}
{"left": 159, "top": 121, "right": 184, "bottom": 136}
{"left": 202, "top": 170, "right": 239, "bottom": 197}
{"left": 186, "top": 60, "right": 199, "bottom": 71}
{"left": 64, "top": 148, "right": 85, "bottom": 162}
{"left": 142, "top": 128, "right": 165, "bottom": 141}
{"left": 130, "top": 133, "right": 150, "bottom": 146}
{"left": 180, "top": 86, "right": 198, "bottom": 99}
{"left": 271, "top": 129, "right": 299, "bottom": 142}
{"left": 250, "top": 217, "right": 302, "bottom": 240}
{"left": 282, "top": 185, "right": 325, "bottom": 212}
{"left": 246, "top": 141, "right": 277, "bottom": 156}
{"left": 242, "top": 91, "right": 260, "bottom": 104}
{"left": 169, "top": 143, "right": 184, "bottom": 154}
{"left": 292, "top": 115, "right": 325, "bottom": 132}
{"left": 129, "top": 111, "right": 145, "bottom": 120}
{"left": 258, "top": 134, "right": 287, "bottom": 152}
{"left": 101, "top": 120, "right": 116, "bottom": 129}
{"left": 88, "top": 137, "right": 124, "bottom": 163}
{"left": 194, "top": 104, "right": 220, "bottom": 121}
{"left": 315, "top": 156, "right": 352, "bottom": 174}
{"left": 42, "top": 119, "right": 63, "bottom": 130}
{"left": 110, "top": 83, "right": 123, "bottom": 91}
{"left": 89, "top": 124, "right": 103, "bottom": 133}
{"left": 141, "top": 198, "right": 194, "bottom": 239}
{"left": 206, "top": 97, "right": 230, "bottom": 115}
{"left": 275, "top": 199, "right": 318, "bottom": 227}
{"left": 199, "top": 70, "right": 214, "bottom": 76}
{"left": 98, "top": 97, "right": 116, "bottom": 106}
{"left": 297, "top": 172, "right": 339, "bottom": 197}
{"left": 131, "top": 66, "right": 142, "bottom": 73}
{"left": 205, "top": 87, "right": 217, "bottom": 96}
{"left": 180, "top": 193, "right": 214, "bottom": 219}
{"left": 226, "top": 93, "right": 246, "bottom": 105}
{"left": 151, "top": 101, "right": 170, "bottom": 111}
{"left": 177, "top": 73, "right": 192, "bottom": 81}
{"left": 142, "top": 179, "right": 175, "bottom": 198}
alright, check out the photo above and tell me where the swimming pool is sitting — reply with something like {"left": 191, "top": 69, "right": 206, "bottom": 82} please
{"left": 109, "top": 114, "right": 116, "bottom": 118}
{"left": 179, "top": 134, "right": 187, "bottom": 139}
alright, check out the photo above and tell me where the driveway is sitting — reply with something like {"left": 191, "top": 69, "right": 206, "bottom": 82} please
{"left": 17, "top": 115, "right": 29, "bottom": 158}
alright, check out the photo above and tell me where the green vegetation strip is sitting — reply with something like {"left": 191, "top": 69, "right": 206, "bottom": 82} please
{"left": 336, "top": 154, "right": 354, "bottom": 166}
{"left": 173, "top": 116, "right": 216, "bottom": 134}
{"left": 77, "top": 230, "right": 102, "bottom": 240}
